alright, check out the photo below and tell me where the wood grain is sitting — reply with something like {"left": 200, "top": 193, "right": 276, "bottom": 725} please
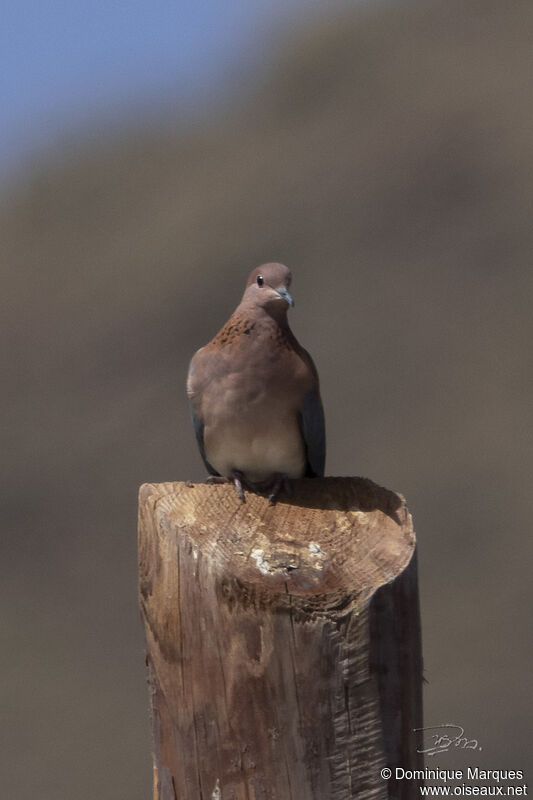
{"left": 138, "top": 477, "right": 423, "bottom": 799}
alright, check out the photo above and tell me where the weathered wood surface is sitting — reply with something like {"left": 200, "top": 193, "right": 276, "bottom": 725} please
{"left": 138, "top": 477, "right": 423, "bottom": 800}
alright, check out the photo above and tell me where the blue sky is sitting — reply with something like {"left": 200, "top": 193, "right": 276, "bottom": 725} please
{"left": 1, "top": 0, "right": 313, "bottom": 175}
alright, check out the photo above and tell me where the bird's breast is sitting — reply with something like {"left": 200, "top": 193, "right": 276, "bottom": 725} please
{"left": 192, "top": 331, "right": 314, "bottom": 481}
{"left": 204, "top": 414, "right": 306, "bottom": 482}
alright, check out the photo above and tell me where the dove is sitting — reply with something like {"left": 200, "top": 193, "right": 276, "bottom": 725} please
{"left": 187, "top": 263, "right": 325, "bottom": 501}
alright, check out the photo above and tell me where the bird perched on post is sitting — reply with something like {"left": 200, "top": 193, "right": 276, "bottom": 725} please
{"left": 187, "top": 263, "right": 325, "bottom": 502}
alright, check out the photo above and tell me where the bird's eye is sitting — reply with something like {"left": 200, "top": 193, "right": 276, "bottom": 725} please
{"left": 257, "top": 275, "right": 264, "bottom": 287}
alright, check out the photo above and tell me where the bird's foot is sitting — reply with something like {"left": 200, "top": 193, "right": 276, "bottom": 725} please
{"left": 206, "top": 472, "right": 247, "bottom": 502}
{"left": 206, "top": 472, "right": 291, "bottom": 504}
{"left": 267, "top": 473, "right": 292, "bottom": 504}
{"left": 231, "top": 470, "right": 246, "bottom": 503}
{"left": 248, "top": 473, "right": 291, "bottom": 504}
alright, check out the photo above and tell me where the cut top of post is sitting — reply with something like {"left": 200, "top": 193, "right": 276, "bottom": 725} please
{"left": 139, "top": 476, "right": 415, "bottom": 605}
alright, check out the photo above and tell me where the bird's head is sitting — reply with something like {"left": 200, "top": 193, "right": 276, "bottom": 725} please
{"left": 243, "top": 263, "right": 294, "bottom": 317}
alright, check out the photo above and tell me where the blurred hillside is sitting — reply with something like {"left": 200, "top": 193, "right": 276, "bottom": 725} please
{"left": 2, "top": 0, "right": 533, "bottom": 796}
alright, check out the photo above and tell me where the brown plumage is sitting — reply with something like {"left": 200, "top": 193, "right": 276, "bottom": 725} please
{"left": 187, "top": 263, "right": 325, "bottom": 501}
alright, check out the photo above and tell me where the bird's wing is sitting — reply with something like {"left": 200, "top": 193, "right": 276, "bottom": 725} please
{"left": 190, "top": 404, "right": 219, "bottom": 476}
{"left": 299, "top": 387, "right": 326, "bottom": 477}
{"left": 187, "top": 349, "right": 220, "bottom": 476}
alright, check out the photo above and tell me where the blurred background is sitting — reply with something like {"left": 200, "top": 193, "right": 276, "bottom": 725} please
{"left": 2, "top": 0, "right": 532, "bottom": 796}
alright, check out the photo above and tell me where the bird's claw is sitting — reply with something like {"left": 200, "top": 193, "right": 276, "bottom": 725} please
{"left": 206, "top": 471, "right": 291, "bottom": 504}
{"left": 231, "top": 470, "right": 246, "bottom": 503}
{"left": 206, "top": 473, "right": 245, "bottom": 501}
{"left": 206, "top": 472, "right": 247, "bottom": 501}
{"left": 265, "top": 473, "right": 291, "bottom": 504}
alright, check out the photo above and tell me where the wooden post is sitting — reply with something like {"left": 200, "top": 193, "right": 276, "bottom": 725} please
{"left": 138, "top": 477, "right": 423, "bottom": 800}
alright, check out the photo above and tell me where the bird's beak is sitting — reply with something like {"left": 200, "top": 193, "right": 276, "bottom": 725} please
{"left": 276, "top": 287, "right": 294, "bottom": 308}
